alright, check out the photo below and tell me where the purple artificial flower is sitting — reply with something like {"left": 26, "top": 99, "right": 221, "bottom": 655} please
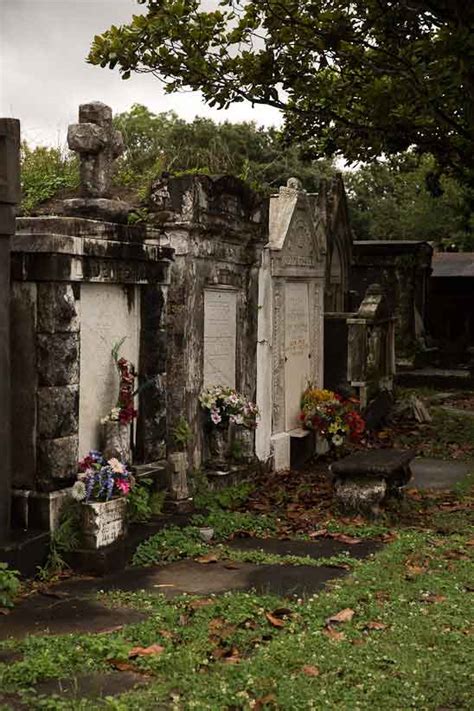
{"left": 85, "top": 473, "right": 94, "bottom": 502}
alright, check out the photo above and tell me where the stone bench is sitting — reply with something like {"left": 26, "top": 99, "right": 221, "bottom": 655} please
{"left": 330, "top": 448, "right": 416, "bottom": 515}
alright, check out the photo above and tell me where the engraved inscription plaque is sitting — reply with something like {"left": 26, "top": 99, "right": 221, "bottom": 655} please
{"left": 203, "top": 289, "right": 237, "bottom": 388}
{"left": 284, "top": 281, "right": 310, "bottom": 430}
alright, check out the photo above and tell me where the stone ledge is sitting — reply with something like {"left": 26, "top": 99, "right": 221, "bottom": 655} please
{"left": 12, "top": 487, "right": 72, "bottom": 531}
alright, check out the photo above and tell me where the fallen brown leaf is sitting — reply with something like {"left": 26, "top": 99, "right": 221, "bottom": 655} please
{"left": 265, "top": 612, "right": 286, "bottom": 628}
{"left": 212, "top": 645, "right": 240, "bottom": 663}
{"left": 364, "top": 621, "right": 387, "bottom": 631}
{"left": 322, "top": 626, "right": 345, "bottom": 642}
{"left": 271, "top": 607, "right": 293, "bottom": 618}
{"left": 444, "top": 550, "right": 470, "bottom": 561}
{"left": 109, "top": 659, "right": 140, "bottom": 673}
{"left": 223, "top": 651, "right": 241, "bottom": 664}
{"left": 188, "top": 598, "right": 214, "bottom": 610}
{"left": 329, "top": 533, "right": 361, "bottom": 545}
{"left": 99, "top": 625, "right": 124, "bottom": 635}
{"left": 159, "top": 629, "right": 174, "bottom": 640}
{"left": 208, "top": 617, "right": 226, "bottom": 633}
{"left": 405, "top": 564, "right": 427, "bottom": 577}
{"left": 465, "top": 539, "right": 474, "bottom": 547}
{"left": 380, "top": 531, "right": 398, "bottom": 543}
{"left": 422, "top": 594, "right": 446, "bottom": 604}
{"left": 326, "top": 608, "right": 355, "bottom": 626}
{"left": 254, "top": 693, "right": 277, "bottom": 710}
{"left": 301, "top": 665, "right": 320, "bottom": 677}
{"left": 223, "top": 562, "right": 240, "bottom": 570}
{"left": 128, "top": 644, "right": 165, "bottom": 659}
{"left": 195, "top": 554, "right": 219, "bottom": 564}
{"left": 0, "top": 608, "right": 11, "bottom": 616}
{"left": 327, "top": 563, "right": 351, "bottom": 571}
{"left": 308, "top": 529, "right": 328, "bottom": 539}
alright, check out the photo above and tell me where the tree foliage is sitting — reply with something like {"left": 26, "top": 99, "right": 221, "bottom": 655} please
{"left": 89, "top": 1, "right": 474, "bottom": 188}
{"left": 113, "top": 104, "right": 334, "bottom": 194}
{"left": 20, "top": 143, "right": 79, "bottom": 214}
{"left": 345, "top": 154, "right": 474, "bottom": 250}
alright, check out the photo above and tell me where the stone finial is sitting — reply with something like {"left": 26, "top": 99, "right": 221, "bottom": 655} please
{"left": 286, "top": 177, "right": 303, "bottom": 191}
{"left": 67, "top": 102, "right": 124, "bottom": 199}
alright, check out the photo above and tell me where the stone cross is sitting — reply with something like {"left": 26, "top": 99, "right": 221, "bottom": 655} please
{"left": 0, "top": 118, "right": 20, "bottom": 539}
{"left": 67, "top": 102, "right": 124, "bottom": 199}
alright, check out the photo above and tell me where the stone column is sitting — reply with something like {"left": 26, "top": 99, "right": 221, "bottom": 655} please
{"left": 0, "top": 119, "right": 20, "bottom": 538}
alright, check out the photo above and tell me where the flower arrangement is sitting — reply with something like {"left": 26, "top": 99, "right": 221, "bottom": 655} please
{"left": 199, "top": 386, "right": 260, "bottom": 429}
{"left": 300, "top": 387, "right": 365, "bottom": 448}
{"left": 71, "top": 450, "right": 134, "bottom": 503}
{"left": 101, "top": 341, "right": 138, "bottom": 426}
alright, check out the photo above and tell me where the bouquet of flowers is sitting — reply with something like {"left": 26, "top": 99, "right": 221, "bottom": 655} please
{"left": 71, "top": 450, "right": 134, "bottom": 502}
{"left": 101, "top": 345, "right": 138, "bottom": 426}
{"left": 199, "top": 386, "right": 260, "bottom": 429}
{"left": 300, "top": 387, "right": 365, "bottom": 448}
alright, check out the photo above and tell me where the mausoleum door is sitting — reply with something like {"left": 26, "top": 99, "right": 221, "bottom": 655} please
{"left": 284, "top": 281, "right": 311, "bottom": 431}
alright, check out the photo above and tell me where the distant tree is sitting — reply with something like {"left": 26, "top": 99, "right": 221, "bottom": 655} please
{"left": 346, "top": 154, "right": 474, "bottom": 250}
{"left": 113, "top": 104, "right": 334, "bottom": 194}
{"left": 89, "top": 1, "right": 474, "bottom": 190}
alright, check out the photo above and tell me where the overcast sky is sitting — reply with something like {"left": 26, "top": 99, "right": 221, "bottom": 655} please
{"left": 1, "top": 0, "right": 282, "bottom": 147}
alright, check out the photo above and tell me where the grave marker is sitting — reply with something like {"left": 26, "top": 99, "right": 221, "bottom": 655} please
{"left": 203, "top": 289, "right": 237, "bottom": 388}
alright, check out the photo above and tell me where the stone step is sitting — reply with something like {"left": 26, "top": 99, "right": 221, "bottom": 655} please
{"left": 289, "top": 428, "right": 315, "bottom": 470}
{"left": 0, "top": 529, "right": 50, "bottom": 577}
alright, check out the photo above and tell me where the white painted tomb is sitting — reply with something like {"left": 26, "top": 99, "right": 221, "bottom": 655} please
{"left": 256, "top": 179, "right": 326, "bottom": 470}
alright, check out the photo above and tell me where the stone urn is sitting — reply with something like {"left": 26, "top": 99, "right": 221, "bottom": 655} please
{"left": 81, "top": 497, "right": 128, "bottom": 549}
{"left": 101, "top": 421, "right": 131, "bottom": 462}
{"left": 207, "top": 424, "right": 231, "bottom": 469}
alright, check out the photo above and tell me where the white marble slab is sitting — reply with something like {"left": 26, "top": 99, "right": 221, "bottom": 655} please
{"left": 203, "top": 289, "right": 237, "bottom": 388}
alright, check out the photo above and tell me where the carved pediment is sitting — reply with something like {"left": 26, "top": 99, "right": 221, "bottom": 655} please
{"left": 268, "top": 179, "right": 325, "bottom": 267}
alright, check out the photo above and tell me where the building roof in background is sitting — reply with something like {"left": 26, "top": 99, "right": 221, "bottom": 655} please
{"left": 432, "top": 252, "right": 474, "bottom": 278}
{"left": 353, "top": 240, "right": 433, "bottom": 253}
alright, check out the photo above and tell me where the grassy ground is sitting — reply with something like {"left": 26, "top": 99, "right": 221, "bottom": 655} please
{"left": 0, "top": 476, "right": 473, "bottom": 711}
{"left": 382, "top": 388, "right": 474, "bottom": 461}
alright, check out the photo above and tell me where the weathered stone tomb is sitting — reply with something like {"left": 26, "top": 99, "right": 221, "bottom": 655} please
{"left": 10, "top": 104, "right": 173, "bottom": 530}
{"left": 147, "top": 173, "right": 265, "bottom": 471}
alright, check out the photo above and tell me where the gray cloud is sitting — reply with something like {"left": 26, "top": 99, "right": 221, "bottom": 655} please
{"left": 1, "top": 0, "right": 281, "bottom": 146}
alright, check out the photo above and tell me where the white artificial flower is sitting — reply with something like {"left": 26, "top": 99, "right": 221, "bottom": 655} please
{"left": 332, "top": 434, "right": 344, "bottom": 447}
{"left": 71, "top": 480, "right": 87, "bottom": 501}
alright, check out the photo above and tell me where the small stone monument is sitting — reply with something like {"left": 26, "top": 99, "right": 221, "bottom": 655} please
{"left": 63, "top": 102, "right": 129, "bottom": 223}
{"left": 165, "top": 453, "right": 194, "bottom": 513}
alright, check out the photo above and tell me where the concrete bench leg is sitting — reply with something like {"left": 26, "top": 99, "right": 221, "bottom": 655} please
{"left": 334, "top": 476, "right": 387, "bottom": 516}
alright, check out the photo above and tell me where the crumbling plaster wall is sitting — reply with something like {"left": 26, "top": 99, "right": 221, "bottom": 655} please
{"left": 148, "top": 175, "right": 266, "bottom": 469}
